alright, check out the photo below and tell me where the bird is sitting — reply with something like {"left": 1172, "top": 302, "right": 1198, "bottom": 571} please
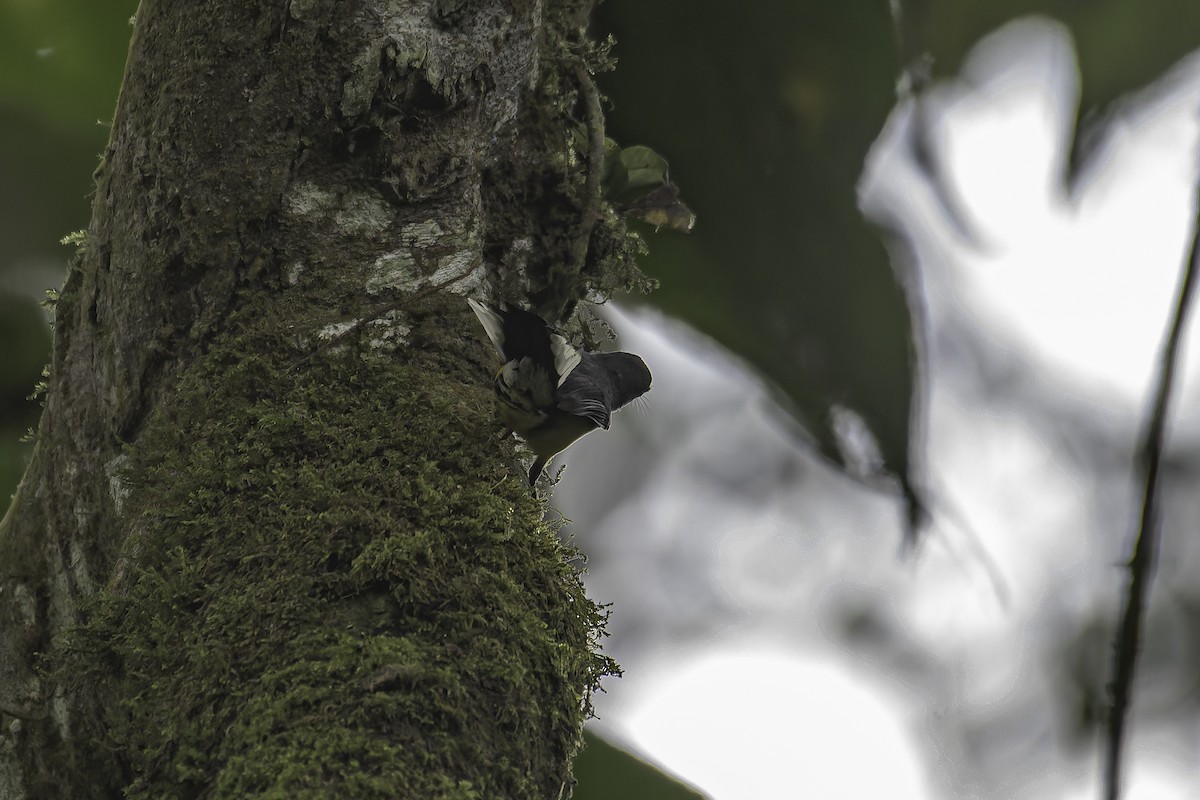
{"left": 468, "top": 299, "right": 652, "bottom": 485}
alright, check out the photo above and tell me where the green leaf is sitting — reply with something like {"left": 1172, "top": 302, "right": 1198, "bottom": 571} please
{"left": 616, "top": 145, "right": 671, "bottom": 194}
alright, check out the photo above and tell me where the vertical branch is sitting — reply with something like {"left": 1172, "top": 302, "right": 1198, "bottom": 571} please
{"left": 550, "top": 65, "right": 605, "bottom": 323}
{"left": 1104, "top": 171, "right": 1200, "bottom": 800}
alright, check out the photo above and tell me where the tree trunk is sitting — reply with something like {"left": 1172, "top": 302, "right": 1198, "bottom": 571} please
{"left": 0, "top": 1, "right": 632, "bottom": 797}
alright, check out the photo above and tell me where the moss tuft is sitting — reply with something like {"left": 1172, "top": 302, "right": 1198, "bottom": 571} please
{"left": 64, "top": 299, "right": 615, "bottom": 798}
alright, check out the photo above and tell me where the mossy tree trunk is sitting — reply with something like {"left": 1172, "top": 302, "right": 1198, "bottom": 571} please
{"left": 0, "top": 1, "right": 631, "bottom": 797}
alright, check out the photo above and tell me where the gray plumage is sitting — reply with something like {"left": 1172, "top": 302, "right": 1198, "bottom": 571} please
{"left": 468, "top": 299, "right": 651, "bottom": 484}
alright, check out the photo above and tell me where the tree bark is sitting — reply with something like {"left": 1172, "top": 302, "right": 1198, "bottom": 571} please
{"left": 0, "top": 1, "right": 631, "bottom": 797}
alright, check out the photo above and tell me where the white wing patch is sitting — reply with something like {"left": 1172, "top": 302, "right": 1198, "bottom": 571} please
{"left": 550, "top": 333, "right": 581, "bottom": 387}
{"left": 467, "top": 298, "right": 506, "bottom": 357}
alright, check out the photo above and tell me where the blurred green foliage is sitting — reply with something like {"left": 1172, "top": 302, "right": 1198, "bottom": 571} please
{"left": 597, "top": 0, "right": 1200, "bottom": 523}
{"left": 0, "top": 1, "right": 137, "bottom": 505}
{"left": 598, "top": 3, "right": 921, "bottom": 521}
{"left": 903, "top": 0, "right": 1200, "bottom": 112}
{"left": 0, "top": 0, "right": 136, "bottom": 131}
{"left": 574, "top": 730, "right": 707, "bottom": 799}
{"left": 0, "top": 293, "right": 47, "bottom": 493}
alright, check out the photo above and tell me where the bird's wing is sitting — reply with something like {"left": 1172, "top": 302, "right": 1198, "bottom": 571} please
{"left": 467, "top": 298, "right": 507, "bottom": 358}
{"left": 550, "top": 332, "right": 581, "bottom": 387}
{"left": 555, "top": 363, "right": 611, "bottom": 430}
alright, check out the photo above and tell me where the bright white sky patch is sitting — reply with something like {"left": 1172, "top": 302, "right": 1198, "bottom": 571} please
{"left": 933, "top": 20, "right": 1200, "bottom": 408}
{"left": 621, "top": 649, "right": 930, "bottom": 800}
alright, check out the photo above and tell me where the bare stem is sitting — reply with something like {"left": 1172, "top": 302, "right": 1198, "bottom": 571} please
{"left": 1103, "top": 170, "right": 1200, "bottom": 800}
{"left": 555, "top": 65, "right": 605, "bottom": 322}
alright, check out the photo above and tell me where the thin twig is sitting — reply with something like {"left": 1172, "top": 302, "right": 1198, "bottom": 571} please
{"left": 1104, "top": 174, "right": 1200, "bottom": 800}
{"left": 556, "top": 65, "right": 605, "bottom": 321}
{"left": 575, "top": 65, "right": 605, "bottom": 241}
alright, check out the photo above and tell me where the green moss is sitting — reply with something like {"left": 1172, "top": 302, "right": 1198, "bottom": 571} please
{"left": 65, "top": 299, "right": 615, "bottom": 798}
